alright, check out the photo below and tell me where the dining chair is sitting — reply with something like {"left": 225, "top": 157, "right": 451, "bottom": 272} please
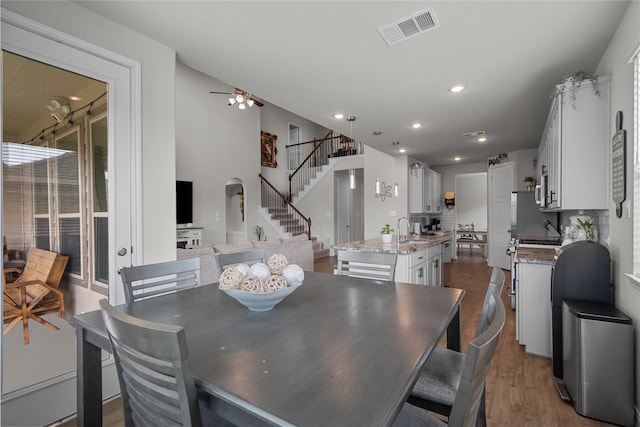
{"left": 407, "top": 267, "right": 506, "bottom": 422}
{"left": 395, "top": 293, "right": 506, "bottom": 427}
{"left": 99, "top": 299, "right": 232, "bottom": 427}
{"left": 215, "top": 248, "right": 266, "bottom": 275}
{"left": 3, "top": 248, "right": 69, "bottom": 344}
{"left": 119, "top": 257, "right": 201, "bottom": 303}
{"left": 336, "top": 251, "right": 398, "bottom": 282}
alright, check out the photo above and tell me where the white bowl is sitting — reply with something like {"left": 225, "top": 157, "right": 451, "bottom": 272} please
{"left": 221, "top": 284, "right": 301, "bottom": 312}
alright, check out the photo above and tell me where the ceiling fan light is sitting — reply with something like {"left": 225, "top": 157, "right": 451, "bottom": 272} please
{"left": 238, "top": 102, "right": 246, "bottom": 110}
{"left": 247, "top": 98, "right": 255, "bottom": 107}
{"left": 228, "top": 97, "right": 236, "bottom": 105}
{"left": 236, "top": 94, "right": 245, "bottom": 103}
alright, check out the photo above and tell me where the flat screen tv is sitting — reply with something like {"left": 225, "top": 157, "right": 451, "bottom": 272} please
{"left": 176, "top": 180, "right": 193, "bottom": 225}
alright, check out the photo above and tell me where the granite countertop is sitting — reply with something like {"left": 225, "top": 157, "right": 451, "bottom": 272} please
{"left": 333, "top": 232, "right": 452, "bottom": 255}
{"left": 515, "top": 247, "right": 559, "bottom": 265}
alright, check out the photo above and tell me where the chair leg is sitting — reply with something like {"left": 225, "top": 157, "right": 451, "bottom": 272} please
{"left": 476, "top": 389, "right": 487, "bottom": 427}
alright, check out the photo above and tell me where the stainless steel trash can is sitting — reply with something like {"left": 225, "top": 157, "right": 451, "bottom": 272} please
{"left": 562, "top": 299, "right": 634, "bottom": 426}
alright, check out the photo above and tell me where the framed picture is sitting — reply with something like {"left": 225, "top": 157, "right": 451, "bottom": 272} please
{"left": 261, "top": 131, "right": 278, "bottom": 168}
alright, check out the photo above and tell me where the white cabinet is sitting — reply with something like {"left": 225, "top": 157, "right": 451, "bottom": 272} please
{"left": 395, "top": 245, "right": 444, "bottom": 286}
{"left": 426, "top": 170, "right": 443, "bottom": 213}
{"left": 537, "top": 76, "right": 610, "bottom": 210}
{"left": 396, "top": 249, "right": 427, "bottom": 285}
{"left": 516, "top": 262, "right": 552, "bottom": 357}
{"left": 408, "top": 166, "right": 442, "bottom": 214}
{"left": 408, "top": 169, "right": 425, "bottom": 214}
{"left": 177, "top": 227, "right": 203, "bottom": 247}
{"left": 426, "top": 245, "right": 442, "bottom": 286}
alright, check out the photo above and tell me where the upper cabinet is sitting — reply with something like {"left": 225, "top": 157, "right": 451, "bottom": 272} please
{"left": 409, "top": 165, "right": 442, "bottom": 214}
{"left": 536, "top": 76, "right": 610, "bottom": 211}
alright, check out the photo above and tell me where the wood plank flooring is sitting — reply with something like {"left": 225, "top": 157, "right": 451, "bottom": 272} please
{"left": 59, "top": 250, "right": 610, "bottom": 426}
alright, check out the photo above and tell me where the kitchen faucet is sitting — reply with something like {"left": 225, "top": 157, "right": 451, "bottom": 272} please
{"left": 397, "top": 216, "right": 411, "bottom": 250}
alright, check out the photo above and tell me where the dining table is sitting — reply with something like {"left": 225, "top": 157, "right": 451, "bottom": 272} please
{"left": 71, "top": 270, "right": 464, "bottom": 426}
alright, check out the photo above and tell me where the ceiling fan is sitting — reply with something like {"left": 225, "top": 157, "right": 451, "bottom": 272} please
{"left": 209, "top": 87, "right": 263, "bottom": 109}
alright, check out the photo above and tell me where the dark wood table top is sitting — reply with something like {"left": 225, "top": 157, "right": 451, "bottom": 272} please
{"left": 72, "top": 271, "right": 464, "bottom": 426}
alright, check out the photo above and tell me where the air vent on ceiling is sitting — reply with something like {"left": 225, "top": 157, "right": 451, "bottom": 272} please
{"left": 463, "top": 131, "right": 486, "bottom": 138}
{"left": 377, "top": 8, "right": 440, "bottom": 46}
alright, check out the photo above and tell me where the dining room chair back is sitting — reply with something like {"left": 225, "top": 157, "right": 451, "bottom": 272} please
{"left": 99, "top": 299, "right": 202, "bottom": 427}
{"left": 406, "top": 267, "right": 505, "bottom": 420}
{"left": 476, "top": 266, "right": 505, "bottom": 336}
{"left": 216, "top": 248, "right": 266, "bottom": 275}
{"left": 3, "top": 247, "right": 68, "bottom": 344}
{"left": 336, "top": 251, "right": 398, "bottom": 282}
{"left": 396, "top": 294, "right": 506, "bottom": 426}
{"left": 119, "top": 257, "right": 201, "bottom": 303}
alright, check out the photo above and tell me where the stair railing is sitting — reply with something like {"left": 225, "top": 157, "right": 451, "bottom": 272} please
{"left": 259, "top": 173, "right": 311, "bottom": 239}
{"left": 287, "top": 131, "right": 358, "bottom": 201}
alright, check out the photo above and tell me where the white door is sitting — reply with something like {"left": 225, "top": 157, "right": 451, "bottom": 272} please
{"left": 1, "top": 12, "right": 138, "bottom": 425}
{"left": 489, "top": 162, "right": 514, "bottom": 269}
{"left": 337, "top": 174, "right": 351, "bottom": 243}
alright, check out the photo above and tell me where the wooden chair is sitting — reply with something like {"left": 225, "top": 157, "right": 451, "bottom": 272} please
{"left": 119, "top": 258, "right": 201, "bottom": 303}
{"left": 336, "top": 251, "right": 398, "bottom": 282}
{"left": 99, "top": 299, "right": 232, "bottom": 427}
{"left": 395, "top": 293, "right": 506, "bottom": 426}
{"left": 3, "top": 248, "right": 69, "bottom": 344}
{"left": 407, "top": 267, "right": 506, "bottom": 423}
{"left": 215, "top": 248, "right": 266, "bottom": 276}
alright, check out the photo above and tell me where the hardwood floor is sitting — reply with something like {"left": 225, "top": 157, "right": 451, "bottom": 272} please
{"left": 59, "top": 251, "right": 610, "bottom": 426}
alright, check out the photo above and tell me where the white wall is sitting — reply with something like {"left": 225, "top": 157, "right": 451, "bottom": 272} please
{"left": 175, "top": 62, "right": 260, "bottom": 244}
{"left": 3, "top": 0, "right": 177, "bottom": 265}
{"left": 594, "top": 0, "right": 640, "bottom": 407}
{"left": 363, "top": 147, "right": 408, "bottom": 238}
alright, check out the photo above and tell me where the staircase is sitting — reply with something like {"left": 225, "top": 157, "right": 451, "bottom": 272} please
{"left": 259, "top": 132, "right": 359, "bottom": 261}
{"left": 266, "top": 207, "right": 330, "bottom": 260}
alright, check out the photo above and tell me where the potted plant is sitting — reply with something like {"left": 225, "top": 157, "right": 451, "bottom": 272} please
{"left": 380, "top": 224, "right": 394, "bottom": 243}
{"left": 552, "top": 70, "right": 601, "bottom": 110}
{"left": 576, "top": 217, "right": 597, "bottom": 242}
{"left": 524, "top": 176, "right": 536, "bottom": 191}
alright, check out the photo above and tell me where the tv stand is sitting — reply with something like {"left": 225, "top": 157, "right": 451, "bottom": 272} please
{"left": 177, "top": 227, "right": 203, "bottom": 247}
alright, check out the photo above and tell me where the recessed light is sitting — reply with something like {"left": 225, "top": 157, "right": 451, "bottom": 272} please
{"left": 373, "top": 130, "right": 382, "bottom": 135}
{"left": 477, "top": 136, "right": 488, "bottom": 143}
{"left": 454, "top": 156, "right": 461, "bottom": 161}
{"left": 69, "top": 96, "right": 82, "bottom": 101}
{"left": 449, "top": 84, "right": 466, "bottom": 93}
{"left": 333, "top": 113, "right": 344, "bottom": 119}
{"left": 399, "top": 148, "right": 407, "bottom": 153}
{"left": 411, "top": 123, "right": 422, "bottom": 129}
{"left": 391, "top": 141, "right": 400, "bottom": 145}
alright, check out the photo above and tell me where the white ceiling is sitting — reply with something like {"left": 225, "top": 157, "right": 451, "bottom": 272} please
{"left": 55, "top": 2, "right": 633, "bottom": 165}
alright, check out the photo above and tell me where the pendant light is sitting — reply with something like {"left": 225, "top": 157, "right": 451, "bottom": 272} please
{"left": 349, "top": 169, "right": 356, "bottom": 189}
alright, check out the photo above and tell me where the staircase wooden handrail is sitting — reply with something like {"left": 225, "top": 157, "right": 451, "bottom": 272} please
{"left": 259, "top": 173, "right": 311, "bottom": 239}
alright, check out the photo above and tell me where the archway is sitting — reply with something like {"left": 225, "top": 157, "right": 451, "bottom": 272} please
{"left": 225, "top": 178, "right": 245, "bottom": 243}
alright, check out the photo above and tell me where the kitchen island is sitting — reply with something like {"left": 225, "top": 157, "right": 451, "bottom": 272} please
{"left": 333, "top": 232, "right": 452, "bottom": 286}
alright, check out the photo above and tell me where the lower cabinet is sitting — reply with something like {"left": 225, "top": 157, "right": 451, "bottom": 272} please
{"left": 395, "top": 245, "right": 442, "bottom": 286}
{"left": 516, "top": 262, "right": 552, "bottom": 357}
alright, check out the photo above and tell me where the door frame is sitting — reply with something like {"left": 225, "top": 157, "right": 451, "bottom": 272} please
{"left": 1, "top": 8, "right": 141, "bottom": 425}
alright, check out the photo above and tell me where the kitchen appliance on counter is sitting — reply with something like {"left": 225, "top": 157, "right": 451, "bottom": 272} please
{"left": 551, "top": 240, "right": 612, "bottom": 400}
{"left": 511, "top": 191, "right": 559, "bottom": 239}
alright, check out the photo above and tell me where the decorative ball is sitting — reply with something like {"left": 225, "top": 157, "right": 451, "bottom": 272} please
{"left": 234, "top": 263, "right": 250, "bottom": 276}
{"left": 263, "top": 275, "right": 288, "bottom": 293}
{"left": 248, "top": 262, "right": 271, "bottom": 281}
{"left": 267, "top": 253, "right": 288, "bottom": 275}
{"left": 218, "top": 267, "right": 245, "bottom": 290}
{"left": 281, "top": 264, "right": 304, "bottom": 287}
{"left": 240, "top": 276, "right": 265, "bottom": 293}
